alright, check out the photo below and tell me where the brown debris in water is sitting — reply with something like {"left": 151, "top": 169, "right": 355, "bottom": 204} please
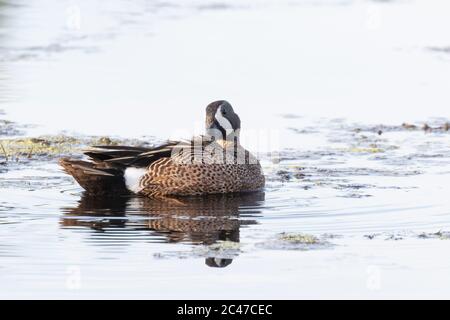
{"left": 401, "top": 122, "right": 450, "bottom": 133}
{"left": 422, "top": 123, "right": 431, "bottom": 132}
{"left": 402, "top": 123, "right": 418, "bottom": 130}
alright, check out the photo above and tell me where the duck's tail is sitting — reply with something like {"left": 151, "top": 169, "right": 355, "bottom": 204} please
{"left": 59, "top": 158, "right": 130, "bottom": 196}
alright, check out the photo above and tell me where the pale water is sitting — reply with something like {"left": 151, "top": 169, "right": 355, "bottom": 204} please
{"left": 1, "top": 0, "right": 450, "bottom": 299}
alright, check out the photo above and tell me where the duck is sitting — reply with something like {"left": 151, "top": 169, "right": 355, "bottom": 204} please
{"left": 59, "top": 100, "right": 265, "bottom": 198}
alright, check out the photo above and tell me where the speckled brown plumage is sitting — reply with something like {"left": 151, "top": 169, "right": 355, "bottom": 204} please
{"left": 139, "top": 160, "right": 265, "bottom": 197}
{"left": 136, "top": 139, "right": 265, "bottom": 197}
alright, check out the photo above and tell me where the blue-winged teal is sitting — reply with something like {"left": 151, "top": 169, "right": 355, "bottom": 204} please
{"left": 60, "top": 100, "right": 265, "bottom": 198}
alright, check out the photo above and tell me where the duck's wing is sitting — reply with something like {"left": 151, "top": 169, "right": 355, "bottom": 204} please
{"left": 84, "top": 143, "right": 177, "bottom": 167}
{"left": 84, "top": 146, "right": 151, "bottom": 162}
{"left": 85, "top": 136, "right": 215, "bottom": 167}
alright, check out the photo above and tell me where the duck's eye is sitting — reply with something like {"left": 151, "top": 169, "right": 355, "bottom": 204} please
{"left": 222, "top": 110, "right": 227, "bottom": 115}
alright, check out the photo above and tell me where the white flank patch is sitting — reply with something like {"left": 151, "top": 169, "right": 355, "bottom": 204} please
{"left": 215, "top": 106, "right": 233, "bottom": 131}
{"left": 124, "top": 167, "right": 147, "bottom": 193}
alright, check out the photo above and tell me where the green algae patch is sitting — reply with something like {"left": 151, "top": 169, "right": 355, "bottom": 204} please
{"left": 0, "top": 135, "right": 123, "bottom": 162}
{"left": 278, "top": 232, "right": 320, "bottom": 244}
{"left": 347, "top": 147, "right": 384, "bottom": 154}
{"left": 154, "top": 241, "right": 242, "bottom": 261}
{"left": 193, "top": 241, "right": 242, "bottom": 258}
{"left": 257, "top": 232, "right": 334, "bottom": 251}
{"left": 206, "top": 240, "right": 241, "bottom": 251}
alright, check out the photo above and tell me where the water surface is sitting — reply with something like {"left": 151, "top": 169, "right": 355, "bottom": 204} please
{"left": 1, "top": 0, "right": 450, "bottom": 299}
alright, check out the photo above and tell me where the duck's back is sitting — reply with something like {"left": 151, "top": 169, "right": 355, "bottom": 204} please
{"left": 136, "top": 141, "right": 264, "bottom": 196}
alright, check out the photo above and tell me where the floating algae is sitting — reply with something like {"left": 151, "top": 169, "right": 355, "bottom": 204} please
{"left": 154, "top": 241, "right": 242, "bottom": 260}
{"left": 363, "top": 231, "right": 450, "bottom": 241}
{"left": 347, "top": 147, "right": 384, "bottom": 154}
{"left": 256, "top": 232, "right": 334, "bottom": 251}
{"left": 0, "top": 135, "right": 149, "bottom": 162}
{"left": 278, "top": 232, "right": 320, "bottom": 244}
{"left": 418, "top": 231, "right": 450, "bottom": 240}
{"left": 0, "top": 136, "right": 79, "bottom": 161}
{"left": 192, "top": 240, "right": 242, "bottom": 259}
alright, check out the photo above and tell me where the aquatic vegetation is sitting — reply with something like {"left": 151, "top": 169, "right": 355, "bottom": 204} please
{"left": 257, "top": 233, "right": 333, "bottom": 251}
{"left": 366, "top": 232, "right": 406, "bottom": 241}
{"left": 0, "top": 135, "right": 148, "bottom": 162}
{"left": 266, "top": 165, "right": 307, "bottom": 182}
{"left": 207, "top": 240, "right": 241, "bottom": 251}
{"left": 0, "top": 111, "right": 152, "bottom": 164}
{"left": 278, "top": 232, "right": 320, "bottom": 244}
{"left": 347, "top": 147, "right": 384, "bottom": 154}
{"left": 0, "top": 136, "right": 93, "bottom": 161}
{"left": 339, "top": 193, "right": 372, "bottom": 199}
{"left": 364, "top": 233, "right": 380, "bottom": 240}
{"left": 286, "top": 120, "right": 450, "bottom": 138}
{"left": 385, "top": 234, "right": 404, "bottom": 241}
{"left": 363, "top": 231, "right": 450, "bottom": 241}
{"left": 418, "top": 231, "right": 450, "bottom": 240}
{"left": 0, "top": 119, "right": 23, "bottom": 136}
{"left": 271, "top": 165, "right": 421, "bottom": 181}
{"left": 154, "top": 241, "right": 242, "bottom": 261}
{"left": 192, "top": 241, "right": 242, "bottom": 259}
{"left": 275, "top": 169, "right": 293, "bottom": 182}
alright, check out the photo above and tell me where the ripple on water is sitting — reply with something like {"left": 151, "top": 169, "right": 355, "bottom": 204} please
{"left": 59, "top": 193, "right": 262, "bottom": 247}
{"left": 0, "top": 116, "right": 450, "bottom": 271}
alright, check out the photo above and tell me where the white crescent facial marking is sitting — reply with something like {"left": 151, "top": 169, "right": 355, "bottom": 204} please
{"left": 124, "top": 167, "right": 146, "bottom": 193}
{"left": 215, "top": 106, "right": 233, "bottom": 131}
{"left": 214, "top": 258, "right": 223, "bottom": 266}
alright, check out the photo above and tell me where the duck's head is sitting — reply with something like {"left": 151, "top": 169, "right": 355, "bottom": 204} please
{"left": 205, "top": 100, "right": 241, "bottom": 141}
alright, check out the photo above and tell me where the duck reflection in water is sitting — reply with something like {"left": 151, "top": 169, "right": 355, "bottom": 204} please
{"left": 61, "top": 192, "right": 264, "bottom": 268}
